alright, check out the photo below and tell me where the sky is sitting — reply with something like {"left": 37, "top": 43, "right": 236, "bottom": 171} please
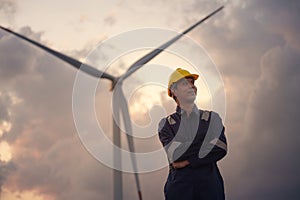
{"left": 0, "top": 0, "right": 300, "bottom": 199}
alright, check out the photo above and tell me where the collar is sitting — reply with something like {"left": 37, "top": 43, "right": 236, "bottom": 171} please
{"left": 176, "top": 104, "right": 200, "bottom": 116}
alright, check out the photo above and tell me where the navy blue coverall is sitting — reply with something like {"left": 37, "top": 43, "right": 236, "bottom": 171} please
{"left": 158, "top": 106, "right": 227, "bottom": 200}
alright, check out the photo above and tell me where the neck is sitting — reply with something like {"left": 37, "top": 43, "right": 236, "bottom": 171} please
{"left": 179, "top": 102, "right": 195, "bottom": 116}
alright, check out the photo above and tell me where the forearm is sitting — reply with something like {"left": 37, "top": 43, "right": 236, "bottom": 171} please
{"left": 188, "top": 135, "right": 227, "bottom": 167}
{"left": 187, "top": 148, "right": 227, "bottom": 167}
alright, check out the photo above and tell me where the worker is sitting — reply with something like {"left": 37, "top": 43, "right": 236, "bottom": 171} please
{"left": 158, "top": 68, "right": 227, "bottom": 200}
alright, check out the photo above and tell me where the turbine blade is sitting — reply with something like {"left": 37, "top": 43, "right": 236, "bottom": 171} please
{"left": 0, "top": 26, "right": 115, "bottom": 82}
{"left": 119, "top": 6, "right": 224, "bottom": 82}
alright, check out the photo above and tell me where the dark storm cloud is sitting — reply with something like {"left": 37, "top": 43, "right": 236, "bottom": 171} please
{"left": 183, "top": 0, "right": 300, "bottom": 199}
{"left": 232, "top": 2, "right": 300, "bottom": 199}
{"left": 239, "top": 45, "right": 300, "bottom": 199}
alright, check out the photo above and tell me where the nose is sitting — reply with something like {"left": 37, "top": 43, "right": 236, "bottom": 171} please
{"left": 187, "top": 79, "right": 195, "bottom": 88}
{"left": 190, "top": 81, "right": 194, "bottom": 87}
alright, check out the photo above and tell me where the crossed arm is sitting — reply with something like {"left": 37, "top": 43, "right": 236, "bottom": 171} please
{"left": 158, "top": 115, "right": 227, "bottom": 169}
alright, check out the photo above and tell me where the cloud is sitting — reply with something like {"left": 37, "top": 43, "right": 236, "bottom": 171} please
{"left": 165, "top": 0, "right": 300, "bottom": 199}
{"left": 0, "top": 0, "right": 16, "bottom": 13}
{"left": 0, "top": 91, "right": 11, "bottom": 123}
{"left": 252, "top": 0, "right": 300, "bottom": 50}
{"left": 1, "top": 0, "right": 300, "bottom": 199}
{"left": 0, "top": 26, "right": 120, "bottom": 199}
{"left": 182, "top": 1, "right": 300, "bottom": 199}
{"left": 103, "top": 10, "right": 117, "bottom": 26}
{"left": 0, "top": 160, "right": 16, "bottom": 195}
{"left": 0, "top": 27, "right": 42, "bottom": 85}
{"left": 239, "top": 45, "right": 300, "bottom": 199}
{"left": 0, "top": 24, "right": 155, "bottom": 200}
{"left": 0, "top": 0, "right": 17, "bottom": 22}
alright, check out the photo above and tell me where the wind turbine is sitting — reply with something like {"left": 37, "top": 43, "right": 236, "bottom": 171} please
{"left": 0, "top": 6, "right": 224, "bottom": 200}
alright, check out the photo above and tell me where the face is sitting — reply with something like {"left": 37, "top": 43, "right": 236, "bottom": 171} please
{"left": 172, "top": 77, "right": 197, "bottom": 104}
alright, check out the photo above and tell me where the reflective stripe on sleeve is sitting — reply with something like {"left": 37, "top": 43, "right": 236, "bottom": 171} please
{"left": 210, "top": 138, "right": 227, "bottom": 151}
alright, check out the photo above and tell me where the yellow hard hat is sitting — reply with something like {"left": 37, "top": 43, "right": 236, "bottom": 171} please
{"left": 168, "top": 68, "right": 199, "bottom": 97}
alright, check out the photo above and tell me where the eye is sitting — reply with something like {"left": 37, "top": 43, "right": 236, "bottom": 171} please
{"left": 185, "top": 78, "right": 194, "bottom": 85}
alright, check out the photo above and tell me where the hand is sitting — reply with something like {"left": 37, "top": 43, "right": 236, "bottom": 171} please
{"left": 172, "top": 160, "right": 190, "bottom": 169}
